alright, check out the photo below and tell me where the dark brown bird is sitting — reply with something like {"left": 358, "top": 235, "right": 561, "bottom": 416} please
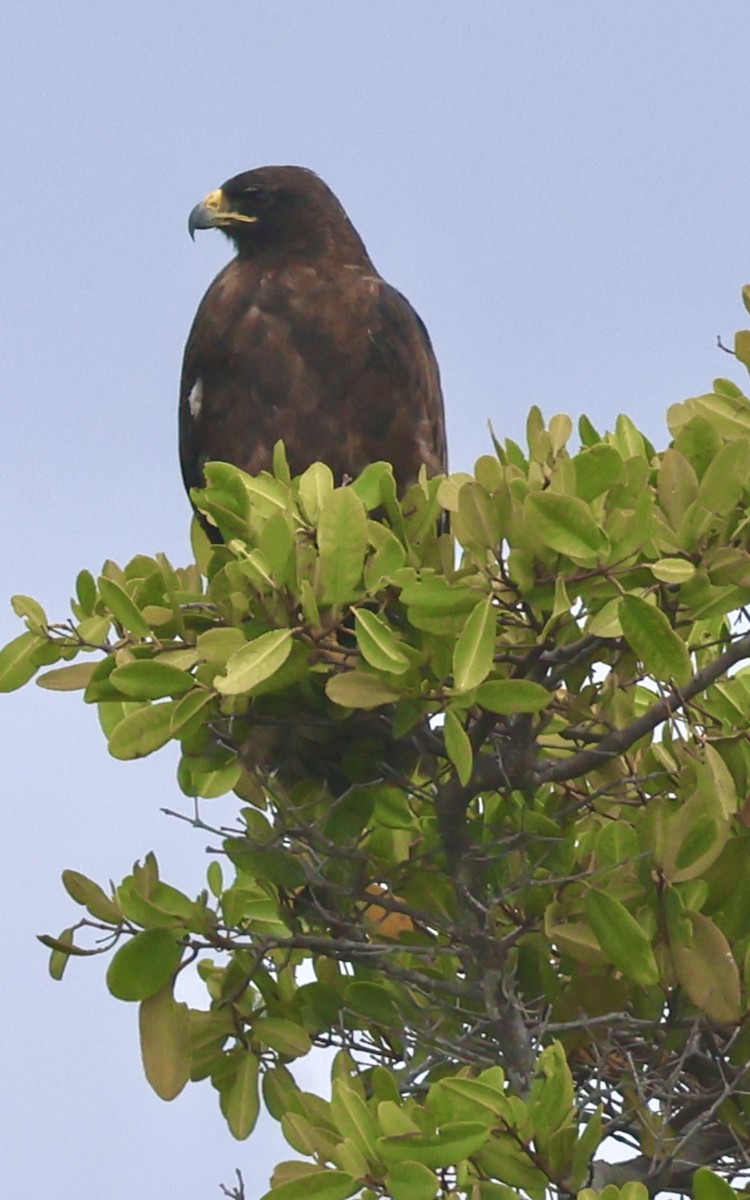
{"left": 180, "top": 166, "right": 446, "bottom": 534}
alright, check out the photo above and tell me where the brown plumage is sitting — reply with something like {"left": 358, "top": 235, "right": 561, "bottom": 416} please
{"left": 180, "top": 166, "right": 446, "bottom": 534}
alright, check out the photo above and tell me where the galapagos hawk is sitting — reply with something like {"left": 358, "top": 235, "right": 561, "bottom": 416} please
{"left": 180, "top": 165, "right": 447, "bottom": 534}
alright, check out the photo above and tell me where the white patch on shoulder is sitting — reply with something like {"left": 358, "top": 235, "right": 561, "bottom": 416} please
{"left": 187, "top": 378, "right": 203, "bottom": 420}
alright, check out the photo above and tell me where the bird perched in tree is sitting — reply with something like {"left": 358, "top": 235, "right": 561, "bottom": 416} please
{"left": 180, "top": 165, "right": 447, "bottom": 535}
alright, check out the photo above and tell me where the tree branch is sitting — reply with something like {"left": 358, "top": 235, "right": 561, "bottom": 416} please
{"left": 535, "top": 630, "right": 750, "bottom": 786}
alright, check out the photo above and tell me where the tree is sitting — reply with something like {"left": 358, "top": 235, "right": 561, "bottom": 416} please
{"left": 6, "top": 299, "right": 750, "bottom": 1200}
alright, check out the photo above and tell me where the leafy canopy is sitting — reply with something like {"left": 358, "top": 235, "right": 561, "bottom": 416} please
{"left": 8, "top": 297, "right": 750, "bottom": 1199}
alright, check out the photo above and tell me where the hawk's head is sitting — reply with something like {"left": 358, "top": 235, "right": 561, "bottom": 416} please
{"left": 188, "top": 165, "right": 370, "bottom": 264}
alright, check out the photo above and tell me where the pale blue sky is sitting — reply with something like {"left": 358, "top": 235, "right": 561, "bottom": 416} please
{"left": 4, "top": 3, "right": 750, "bottom": 1196}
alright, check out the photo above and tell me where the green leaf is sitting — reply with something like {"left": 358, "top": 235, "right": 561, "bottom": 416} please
{"left": 549, "top": 412, "right": 573, "bottom": 454}
{"left": 573, "top": 444, "right": 624, "bottom": 502}
{"left": 364, "top": 531, "right": 407, "bottom": 591}
{"left": 262, "top": 1065, "right": 302, "bottom": 1121}
{"left": 179, "top": 755, "right": 242, "bottom": 799}
{"left": 669, "top": 910, "right": 741, "bottom": 1023}
{"left": 0, "top": 631, "right": 47, "bottom": 692}
{"left": 169, "top": 689, "right": 214, "bottom": 738}
{"left": 614, "top": 413, "right": 648, "bottom": 457}
{"left": 525, "top": 491, "right": 607, "bottom": 562}
{"left": 106, "top": 929, "right": 183, "bottom": 1001}
{"left": 657, "top": 449, "right": 698, "bottom": 529}
{"left": 46, "top": 927, "right": 76, "bottom": 981}
{"left": 330, "top": 1078, "right": 380, "bottom": 1159}
{"left": 659, "top": 788, "right": 729, "bottom": 883}
{"left": 109, "top": 660, "right": 196, "bottom": 699}
{"left": 452, "top": 597, "right": 495, "bottom": 692}
{"left": 326, "top": 671, "right": 402, "bottom": 709}
{"left": 531, "top": 1042, "right": 574, "bottom": 1142}
{"left": 253, "top": 1017, "right": 312, "bottom": 1058}
{"left": 595, "top": 823, "right": 639, "bottom": 868}
{"left": 476, "top": 679, "right": 551, "bottom": 714}
{"left": 438, "top": 472, "right": 475, "bottom": 511}
{"left": 398, "top": 575, "right": 477, "bottom": 614}
{"left": 196, "top": 627, "right": 247, "bottom": 666}
{"left": 456, "top": 482, "right": 502, "bottom": 549}
{"left": 619, "top": 594, "right": 692, "bottom": 685}
{"left": 570, "top": 1107, "right": 603, "bottom": 1190}
{"left": 427, "top": 1077, "right": 506, "bottom": 1127}
{"left": 376, "top": 1120, "right": 490, "bottom": 1168}
{"left": 39, "top": 930, "right": 100, "bottom": 960}
{"left": 260, "top": 1170, "right": 358, "bottom": 1200}
{"left": 351, "top": 460, "right": 397, "bottom": 511}
{"left": 272, "top": 439, "right": 291, "bottom": 483}
{"left": 474, "top": 1134, "right": 551, "bottom": 1191}
{"left": 384, "top": 1161, "right": 438, "bottom": 1200}
{"left": 345, "top": 981, "right": 400, "bottom": 1022}
{"left": 354, "top": 609, "right": 410, "bottom": 674}
{"left": 694, "top": 1167, "right": 738, "bottom": 1200}
{"left": 240, "top": 470, "right": 290, "bottom": 516}
{"left": 215, "top": 629, "right": 293, "bottom": 696}
{"left": 11, "top": 593, "right": 48, "bottom": 633}
{"left": 62, "top": 869, "right": 120, "bottom": 923}
{"left": 698, "top": 744, "right": 738, "bottom": 819}
{"left": 225, "top": 1050, "right": 261, "bottom": 1140}
{"left": 298, "top": 461, "right": 335, "bottom": 523}
{"left": 649, "top": 557, "right": 696, "bottom": 584}
{"left": 139, "top": 983, "right": 190, "bottom": 1100}
{"left": 695, "top": 438, "right": 750, "bottom": 515}
{"left": 585, "top": 890, "right": 659, "bottom": 986}
{"left": 378, "top": 1100, "right": 420, "bottom": 1137}
{"left": 443, "top": 711, "right": 472, "bottom": 785}
{"left": 97, "top": 576, "right": 152, "bottom": 637}
{"left": 76, "top": 569, "right": 97, "bottom": 613}
{"left": 107, "top": 700, "right": 178, "bottom": 760}
{"left": 318, "top": 487, "right": 368, "bottom": 604}
{"left": 36, "top": 662, "right": 98, "bottom": 691}
{"left": 578, "top": 414, "right": 601, "bottom": 446}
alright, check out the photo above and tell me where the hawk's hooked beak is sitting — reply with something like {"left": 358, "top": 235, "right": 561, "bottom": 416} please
{"left": 188, "top": 188, "right": 259, "bottom": 240}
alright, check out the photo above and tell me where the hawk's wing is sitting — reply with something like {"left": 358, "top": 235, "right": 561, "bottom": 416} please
{"left": 179, "top": 258, "right": 446, "bottom": 508}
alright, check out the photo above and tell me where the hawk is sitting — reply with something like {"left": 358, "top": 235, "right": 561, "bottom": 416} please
{"left": 180, "top": 165, "right": 447, "bottom": 535}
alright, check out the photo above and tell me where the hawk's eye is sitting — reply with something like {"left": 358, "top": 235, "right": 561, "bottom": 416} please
{"left": 242, "top": 187, "right": 274, "bottom": 207}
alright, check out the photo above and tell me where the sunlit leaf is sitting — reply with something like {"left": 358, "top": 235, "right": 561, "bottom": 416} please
{"left": 37, "top": 662, "right": 98, "bottom": 691}
{"left": 97, "top": 576, "right": 152, "bottom": 637}
{"left": 318, "top": 488, "right": 368, "bottom": 604}
{"left": 385, "top": 1161, "right": 438, "bottom": 1200}
{"left": 326, "top": 671, "right": 401, "bottom": 709}
{"left": 224, "top": 1050, "right": 261, "bottom": 1141}
{"left": 260, "top": 1169, "right": 358, "bottom": 1200}
{"left": 649, "top": 557, "right": 696, "bottom": 584}
{"left": 376, "top": 1121, "right": 490, "bottom": 1168}
{"left": 253, "top": 1017, "right": 312, "bottom": 1058}
{"left": 0, "top": 631, "right": 48, "bottom": 692}
{"left": 110, "top": 660, "right": 195, "bottom": 699}
{"left": 619, "top": 594, "right": 691, "bottom": 685}
{"left": 106, "top": 929, "right": 182, "bottom": 1001}
{"left": 139, "top": 983, "right": 190, "bottom": 1100}
{"left": 62, "top": 869, "right": 120, "bottom": 923}
{"left": 694, "top": 1167, "right": 739, "bottom": 1200}
{"left": 107, "top": 700, "right": 177, "bottom": 760}
{"left": 452, "top": 597, "right": 495, "bottom": 692}
{"left": 215, "top": 629, "right": 293, "bottom": 696}
{"left": 525, "top": 491, "right": 608, "bottom": 562}
{"left": 354, "top": 609, "right": 410, "bottom": 674}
